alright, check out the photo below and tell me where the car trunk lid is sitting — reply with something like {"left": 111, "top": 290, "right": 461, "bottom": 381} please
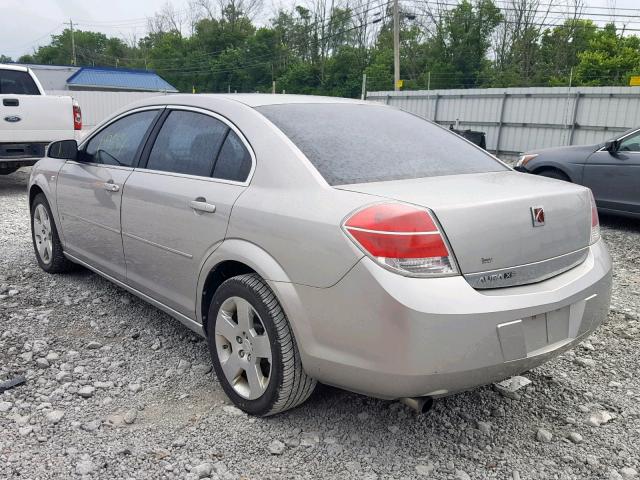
{"left": 336, "top": 171, "right": 592, "bottom": 285}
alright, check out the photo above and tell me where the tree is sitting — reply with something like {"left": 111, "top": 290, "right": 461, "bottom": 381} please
{"left": 575, "top": 24, "right": 640, "bottom": 86}
{"left": 6, "top": 0, "right": 640, "bottom": 95}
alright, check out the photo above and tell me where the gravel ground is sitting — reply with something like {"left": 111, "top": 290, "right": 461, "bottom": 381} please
{"left": 1, "top": 169, "right": 639, "bottom": 480}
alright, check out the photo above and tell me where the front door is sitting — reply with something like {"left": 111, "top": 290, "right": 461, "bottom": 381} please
{"left": 121, "top": 108, "right": 253, "bottom": 317}
{"left": 57, "top": 109, "right": 160, "bottom": 280}
{"left": 583, "top": 129, "right": 640, "bottom": 215}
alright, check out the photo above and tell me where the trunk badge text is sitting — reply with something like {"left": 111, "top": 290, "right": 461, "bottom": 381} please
{"left": 530, "top": 206, "right": 545, "bottom": 227}
{"left": 4, "top": 116, "right": 21, "bottom": 123}
{"left": 478, "top": 271, "right": 514, "bottom": 285}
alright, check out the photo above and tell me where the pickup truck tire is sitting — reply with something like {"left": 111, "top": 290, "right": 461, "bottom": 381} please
{"left": 30, "top": 193, "right": 76, "bottom": 273}
{"left": 207, "top": 273, "right": 316, "bottom": 416}
{"left": 0, "top": 167, "right": 19, "bottom": 175}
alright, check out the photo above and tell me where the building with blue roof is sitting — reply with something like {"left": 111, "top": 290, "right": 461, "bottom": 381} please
{"left": 16, "top": 64, "right": 178, "bottom": 93}
{"left": 66, "top": 67, "right": 178, "bottom": 92}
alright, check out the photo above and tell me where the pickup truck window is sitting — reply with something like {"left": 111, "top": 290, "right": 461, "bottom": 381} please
{"left": 0, "top": 70, "right": 40, "bottom": 95}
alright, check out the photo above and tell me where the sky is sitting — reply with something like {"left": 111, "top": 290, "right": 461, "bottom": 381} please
{"left": 2, "top": 0, "right": 640, "bottom": 59}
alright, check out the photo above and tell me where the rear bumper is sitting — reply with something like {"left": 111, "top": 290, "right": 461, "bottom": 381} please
{"left": 0, "top": 142, "right": 47, "bottom": 165}
{"left": 273, "top": 240, "right": 612, "bottom": 399}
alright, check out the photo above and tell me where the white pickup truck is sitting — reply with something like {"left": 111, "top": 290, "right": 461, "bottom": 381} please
{"left": 0, "top": 64, "right": 81, "bottom": 175}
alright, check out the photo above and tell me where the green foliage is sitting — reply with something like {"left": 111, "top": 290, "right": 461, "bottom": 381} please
{"left": 575, "top": 24, "right": 640, "bottom": 86}
{"left": 5, "top": 1, "right": 640, "bottom": 94}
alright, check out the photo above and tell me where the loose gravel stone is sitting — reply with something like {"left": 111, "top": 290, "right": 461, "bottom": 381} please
{"left": 77, "top": 386, "right": 95, "bottom": 398}
{"left": 85, "top": 341, "right": 102, "bottom": 350}
{"left": 567, "top": 432, "right": 583, "bottom": 444}
{"left": 75, "top": 459, "right": 96, "bottom": 475}
{"left": 415, "top": 463, "right": 435, "bottom": 476}
{"left": 455, "top": 469, "right": 472, "bottom": 480}
{"left": 268, "top": 439, "right": 286, "bottom": 455}
{"left": 574, "top": 357, "right": 597, "bottom": 368}
{"left": 477, "top": 421, "right": 492, "bottom": 435}
{"left": 123, "top": 409, "right": 138, "bottom": 424}
{"left": 587, "top": 410, "right": 615, "bottom": 427}
{"left": 45, "top": 410, "right": 65, "bottom": 424}
{"left": 536, "top": 428, "right": 553, "bottom": 443}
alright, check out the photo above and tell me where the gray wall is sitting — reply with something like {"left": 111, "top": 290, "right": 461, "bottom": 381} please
{"left": 367, "top": 87, "right": 640, "bottom": 160}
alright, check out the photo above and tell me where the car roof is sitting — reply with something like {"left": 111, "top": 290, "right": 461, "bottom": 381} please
{"left": 164, "top": 93, "right": 369, "bottom": 108}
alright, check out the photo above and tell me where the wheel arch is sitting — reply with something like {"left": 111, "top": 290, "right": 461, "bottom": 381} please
{"left": 197, "top": 239, "right": 293, "bottom": 335}
{"left": 29, "top": 183, "right": 45, "bottom": 206}
{"left": 532, "top": 165, "right": 573, "bottom": 181}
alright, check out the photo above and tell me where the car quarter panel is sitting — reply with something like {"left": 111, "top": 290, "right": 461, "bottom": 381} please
{"left": 273, "top": 240, "right": 611, "bottom": 399}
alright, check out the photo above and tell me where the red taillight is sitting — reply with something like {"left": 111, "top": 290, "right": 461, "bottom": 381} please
{"left": 589, "top": 190, "right": 600, "bottom": 244}
{"left": 343, "top": 203, "right": 457, "bottom": 276}
{"left": 73, "top": 101, "right": 82, "bottom": 130}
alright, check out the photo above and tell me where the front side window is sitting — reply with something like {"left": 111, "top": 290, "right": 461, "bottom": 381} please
{"left": 146, "top": 110, "right": 228, "bottom": 177}
{"left": 0, "top": 70, "right": 40, "bottom": 95}
{"left": 82, "top": 110, "right": 158, "bottom": 167}
{"left": 619, "top": 131, "right": 640, "bottom": 152}
{"left": 257, "top": 103, "right": 508, "bottom": 185}
{"left": 213, "top": 130, "right": 252, "bottom": 182}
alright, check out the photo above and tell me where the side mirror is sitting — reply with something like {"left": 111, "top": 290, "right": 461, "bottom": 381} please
{"left": 604, "top": 139, "right": 620, "bottom": 154}
{"left": 47, "top": 140, "right": 78, "bottom": 160}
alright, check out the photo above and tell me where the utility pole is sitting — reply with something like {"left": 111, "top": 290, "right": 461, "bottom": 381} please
{"left": 65, "top": 19, "right": 77, "bottom": 66}
{"left": 393, "top": 0, "right": 400, "bottom": 91}
{"left": 361, "top": 73, "right": 367, "bottom": 100}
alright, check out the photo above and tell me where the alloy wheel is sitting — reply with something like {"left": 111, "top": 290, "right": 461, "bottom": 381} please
{"left": 33, "top": 204, "right": 53, "bottom": 265}
{"left": 214, "top": 296, "right": 272, "bottom": 400}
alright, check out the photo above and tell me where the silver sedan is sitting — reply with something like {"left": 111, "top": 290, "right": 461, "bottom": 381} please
{"left": 28, "top": 94, "right": 612, "bottom": 416}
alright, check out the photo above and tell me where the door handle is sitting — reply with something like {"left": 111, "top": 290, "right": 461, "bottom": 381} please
{"left": 3, "top": 98, "right": 19, "bottom": 107}
{"left": 103, "top": 182, "right": 120, "bottom": 192}
{"left": 189, "top": 198, "right": 216, "bottom": 213}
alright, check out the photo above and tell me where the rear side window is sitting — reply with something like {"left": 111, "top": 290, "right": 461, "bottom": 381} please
{"left": 0, "top": 70, "right": 40, "bottom": 95}
{"left": 213, "top": 130, "right": 252, "bottom": 182}
{"left": 257, "top": 103, "right": 507, "bottom": 185}
{"left": 147, "top": 111, "right": 228, "bottom": 177}
{"left": 82, "top": 110, "right": 158, "bottom": 167}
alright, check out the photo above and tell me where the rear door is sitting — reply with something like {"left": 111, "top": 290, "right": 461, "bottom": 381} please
{"left": 583, "top": 129, "right": 640, "bottom": 215}
{"left": 57, "top": 108, "right": 161, "bottom": 281}
{"left": 121, "top": 106, "right": 253, "bottom": 317}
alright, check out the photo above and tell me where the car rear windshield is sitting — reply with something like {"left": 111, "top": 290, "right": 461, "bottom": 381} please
{"left": 257, "top": 103, "right": 507, "bottom": 185}
{"left": 0, "top": 70, "right": 40, "bottom": 95}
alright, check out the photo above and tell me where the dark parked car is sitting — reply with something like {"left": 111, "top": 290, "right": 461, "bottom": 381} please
{"left": 516, "top": 127, "right": 640, "bottom": 219}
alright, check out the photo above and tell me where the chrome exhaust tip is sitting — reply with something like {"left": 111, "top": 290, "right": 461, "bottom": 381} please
{"left": 400, "top": 396, "right": 434, "bottom": 414}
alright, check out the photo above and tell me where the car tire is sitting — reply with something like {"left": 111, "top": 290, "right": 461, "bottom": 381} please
{"left": 30, "top": 193, "right": 76, "bottom": 273}
{"left": 537, "top": 169, "right": 570, "bottom": 182}
{"left": 207, "top": 273, "right": 316, "bottom": 416}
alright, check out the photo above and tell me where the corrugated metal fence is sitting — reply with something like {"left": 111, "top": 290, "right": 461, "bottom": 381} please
{"left": 48, "top": 90, "right": 172, "bottom": 131}
{"left": 367, "top": 87, "right": 640, "bottom": 159}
